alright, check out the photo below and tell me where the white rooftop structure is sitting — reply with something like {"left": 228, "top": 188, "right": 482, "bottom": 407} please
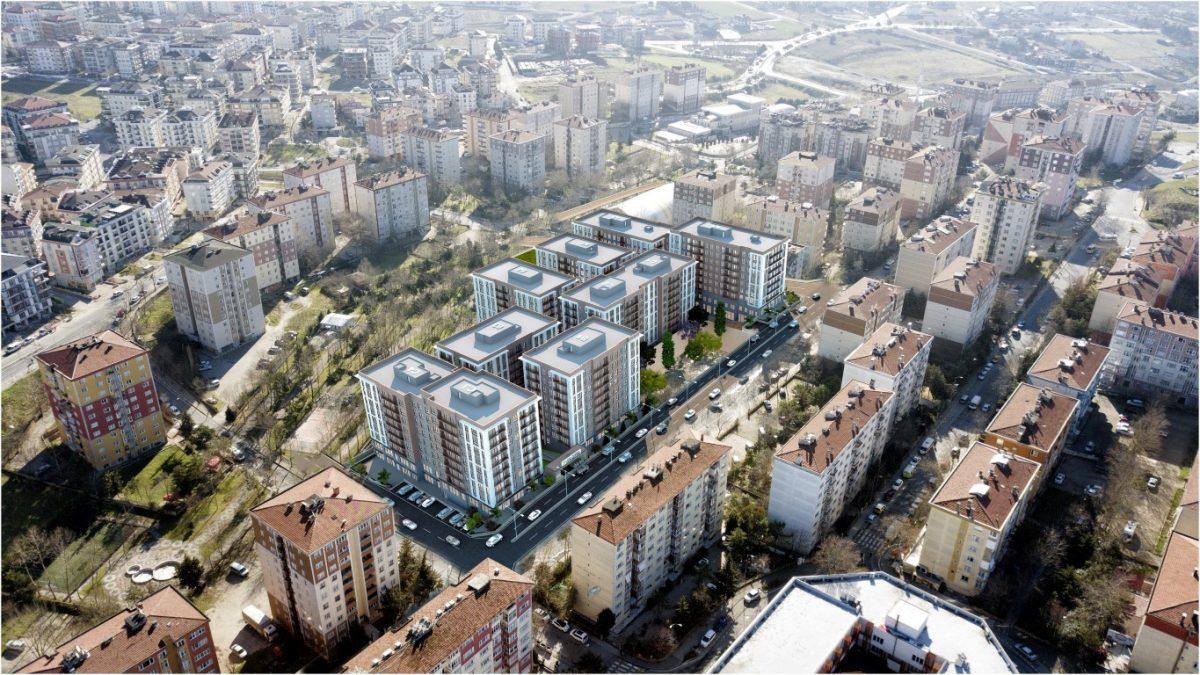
{"left": 675, "top": 217, "right": 787, "bottom": 253}
{"left": 521, "top": 318, "right": 639, "bottom": 375}
{"left": 563, "top": 251, "right": 694, "bottom": 310}
{"left": 320, "top": 312, "right": 355, "bottom": 330}
{"left": 473, "top": 257, "right": 574, "bottom": 296}
{"left": 435, "top": 307, "right": 557, "bottom": 364}
{"left": 357, "top": 347, "right": 456, "bottom": 396}
{"left": 422, "top": 368, "right": 538, "bottom": 426}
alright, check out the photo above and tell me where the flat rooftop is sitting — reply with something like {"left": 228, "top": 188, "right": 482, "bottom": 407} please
{"left": 675, "top": 217, "right": 787, "bottom": 253}
{"left": 434, "top": 307, "right": 558, "bottom": 365}
{"left": 562, "top": 251, "right": 694, "bottom": 310}
{"left": 358, "top": 347, "right": 457, "bottom": 396}
{"left": 422, "top": 368, "right": 537, "bottom": 427}
{"left": 536, "top": 234, "right": 630, "bottom": 269}
{"left": 575, "top": 209, "right": 673, "bottom": 244}
{"left": 472, "top": 257, "right": 574, "bottom": 296}
{"left": 520, "top": 318, "right": 638, "bottom": 375}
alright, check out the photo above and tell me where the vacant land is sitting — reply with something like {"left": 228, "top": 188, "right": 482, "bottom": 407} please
{"left": 1, "top": 372, "right": 48, "bottom": 460}
{"left": 1056, "top": 32, "right": 1191, "bottom": 77}
{"left": 753, "top": 81, "right": 821, "bottom": 105}
{"left": 1, "top": 76, "right": 101, "bottom": 121}
{"left": 787, "top": 30, "right": 1023, "bottom": 83}
{"left": 1144, "top": 177, "right": 1199, "bottom": 227}
{"left": 41, "top": 520, "right": 138, "bottom": 595}
{"left": 641, "top": 53, "right": 739, "bottom": 81}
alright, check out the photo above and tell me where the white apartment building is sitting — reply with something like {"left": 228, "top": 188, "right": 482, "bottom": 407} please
{"left": 535, "top": 234, "right": 631, "bottom": 280}
{"left": 44, "top": 143, "right": 103, "bottom": 190}
{"left": 1026, "top": 334, "right": 1110, "bottom": 433}
{"left": 899, "top": 145, "right": 957, "bottom": 221}
{"left": 979, "top": 108, "right": 1070, "bottom": 169}
{"left": 1015, "top": 136, "right": 1085, "bottom": 221}
{"left": 434, "top": 307, "right": 559, "bottom": 387}
{"left": 768, "top": 381, "right": 897, "bottom": 553}
{"left": 572, "top": 441, "right": 730, "bottom": 632}
{"left": 282, "top": 157, "right": 358, "bottom": 216}
{"left": 842, "top": 187, "right": 899, "bottom": 253}
{"left": 559, "top": 72, "right": 604, "bottom": 119}
{"left": 18, "top": 111, "right": 80, "bottom": 166}
{"left": 663, "top": 63, "right": 706, "bottom": 114}
{"left": 863, "top": 138, "right": 914, "bottom": 192}
{"left": 894, "top": 216, "right": 977, "bottom": 296}
{"left": 614, "top": 65, "right": 663, "bottom": 122}
{"left": 775, "top": 151, "right": 835, "bottom": 209}
{"left": 73, "top": 195, "right": 159, "bottom": 275}
{"left": 353, "top": 168, "right": 430, "bottom": 241}
{"left": 669, "top": 218, "right": 788, "bottom": 322}
{"left": 554, "top": 115, "right": 607, "bottom": 178}
{"left": 202, "top": 211, "right": 300, "bottom": 292}
{"left": 401, "top": 126, "right": 462, "bottom": 186}
{"left": 1089, "top": 260, "right": 1171, "bottom": 335}
{"left": 39, "top": 222, "right": 104, "bottom": 291}
{"left": 472, "top": 257, "right": 575, "bottom": 322}
{"left": 164, "top": 240, "right": 264, "bottom": 352}
{"left": 574, "top": 210, "right": 673, "bottom": 252}
{"left": 862, "top": 95, "right": 918, "bottom": 139}
{"left": 521, "top": 319, "right": 641, "bottom": 450}
{"left": 671, "top": 169, "right": 737, "bottom": 226}
{"left": 746, "top": 197, "right": 828, "bottom": 250}
{"left": 247, "top": 185, "right": 336, "bottom": 257}
{"left": 922, "top": 257, "right": 1000, "bottom": 349}
{"left": 464, "top": 109, "right": 518, "bottom": 161}
{"left": 942, "top": 79, "right": 997, "bottom": 129}
{"left": 559, "top": 251, "right": 696, "bottom": 345}
{"left": 842, "top": 322, "right": 932, "bottom": 417}
{"left": 969, "top": 176, "right": 1044, "bottom": 275}
{"left": 817, "top": 277, "right": 904, "bottom": 361}
{"left": 250, "top": 467, "right": 401, "bottom": 661}
{"left": 1110, "top": 87, "right": 1161, "bottom": 160}
{"left": 1081, "top": 103, "right": 1143, "bottom": 167}
{"left": 162, "top": 107, "right": 218, "bottom": 155}
{"left": 182, "top": 159, "right": 235, "bottom": 221}
{"left": 113, "top": 107, "right": 166, "bottom": 149}
{"left": 910, "top": 105, "right": 966, "bottom": 150}
{"left": 218, "top": 110, "right": 261, "bottom": 157}
{"left": 489, "top": 129, "right": 546, "bottom": 196}
{"left": 1, "top": 254, "right": 52, "bottom": 330}
{"left": 1102, "top": 304, "right": 1199, "bottom": 408}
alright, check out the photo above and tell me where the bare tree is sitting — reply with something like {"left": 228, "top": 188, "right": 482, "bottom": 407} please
{"left": 810, "top": 535, "right": 863, "bottom": 574}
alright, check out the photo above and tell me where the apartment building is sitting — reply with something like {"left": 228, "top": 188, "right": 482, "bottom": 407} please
{"left": 572, "top": 440, "right": 730, "bottom": 632}
{"left": 40, "top": 222, "right": 104, "bottom": 292}
{"left": 981, "top": 384, "right": 1078, "bottom": 469}
{"left": 1102, "top": 304, "right": 1199, "bottom": 408}
{"left": 44, "top": 144, "right": 104, "bottom": 190}
{"left": 2, "top": 205, "right": 41, "bottom": 258}
{"left": 663, "top": 63, "right": 706, "bottom": 114}
{"left": 817, "top": 277, "right": 903, "bottom": 361}
{"left": 919, "top": 442, "right": 1040, "bottom": 596}
{"left": 745, "top": 197, "right": 828, "bottom": 249}
{"left": 2, "top": 161, "right": 38, "bottom": 200}
{"left": 401, "top": 126, "right": 462, "bottom": 186}
{"left": 768, "top": 381, "right": 897, "bottom": 553}
{"left": 968, "top": 176, "right": 1044, "bottom": 275}
{"left": 910, "top": 105, "right": 966, "bottom": 150}
{"left": 862, "top": 96, "right": 917, "bottom": 139}
{"left": 1088, "top": 259, "right": 1169, "bottom": 335}
{"left": 558, "top": 213, "right": 657, "bottom": 259}
{"left": 842, "top": 187, "right": 899, "bottom": 253}
{"left": 162, "top": 108, "right": 219, "bottom": 155}
{"left": 19, "top": 111, "right": 81, "bottom": 166}
{"left": 218, "top": 111, "right": 260, "bottom": 157}
{"left": 521, "top": 319, "right": 640, "bottom": 450}
{"left": 775, "top": 151, "right": 835, "bottom": 209}
{"left": 670, "top": 218, "right": 788, "bottom": 322}
{"left": 1, "top": 254, "right": 52, "bottom": 330}
{"left": 560, "top": 251, "right": 696, "bottom": 344}
{"left": 671, "top": 169, "right": 737, "bottom": 226}
{"left": 247, "top": 185, "right": 336, "bottom": 257}
{"left": 513, "top": 101, "right": 560, "bottom": 159}
{"left": 182, "top": 159, "right": 234, "bottom": 221}
{"left": 559, "top": 72, "right": 605, "bottom": 119}
{"left": 71, "top": 195, "right": 160, "bottom": 275}
{"left": 894, "top": 216, "right": 977, "bottom": 296}
{"left": 203, "top": 212, "right": 299, "bottom": 292}
{"left": 922, "top": 257, "right": 1000, "bottom": 350}
{"left": 35, "top": 330, "right": 166, "bottom": 470}
{"left": 1111, "top": 87, "right": 1161, "bottom": 161}
{"left": 842, "top": 322, "right": 932, "bottom": 417}
{"left": 464, "top": 109, "right": 518, "bottom": 160}
{"left": 250, "top": 467, "right": 401, "bottom": 661}
{"left": 489, "top": 129, "right": 546, "bottom": 197}
{"left": 614, "top": 65, "right": 663, "bottom": 122}
{"left": 163, "top": 240, "right": 265, "bottom": 353}
{"left": 1014, "top": 136, "right": 1084, "bottom": 221}
{"left": 17, "top": 586, "right": 217, "bottom": 674}
{"left": 535, "top": 234, "right": 631, "bottom": 280}
{"left": 1081, "top": 103, "right": 1143, "bottom": 167}
{"left": 353, "top": 168, "right": 430, "bottom": 241}
{"left": 554, "top": 115, "right": 606, "bottom": 178}
{"left": 113, "top": 107, "right": 166, "bottom": 149}
{"left": 899, "top": 145, "right": 957, "bottom": 221}
{"left": 863, "top": 138, "right": 914, "bottom": 192}
{"left": 980, "top": 108, "right": 1070, "bottom": 169}
{"left": 435, "top": 307, "right": 559, "bottom": 387}
{"left": 1129, "top": 224, "right": 1199, "bottom": 296}
{"left": 283, "top": 157, "right": 358, "bottom": 216}
{"left": 105, "top": 148, "right": 190, "bottom": 207}
{"left": 942, "top": 79, "right": 997, "bottom": 128}
{"left": 344, "top": 560, "right": 533, "bottom": 673}
{"left": 1026, "top": 334, "right": 1110, "bottom": 433}
{"left": 471, "top": 257, "right": 574, "bottom": 322}
{"left": 365, "top": 106, "right": 422, "bottom": 160}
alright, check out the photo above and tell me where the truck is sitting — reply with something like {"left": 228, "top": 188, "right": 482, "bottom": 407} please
{"left": 242, "top": 605, "right": 278, "bottom": 640}
{"left": 968, "top": 395, "right": 981, "bottom": 410}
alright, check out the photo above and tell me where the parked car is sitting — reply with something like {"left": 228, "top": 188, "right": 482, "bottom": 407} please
{"left": 397, "top": 484, "right": 415, "bottom": 497}
{"left": 726, "top": 359, "right": 737, "bottom": 368}
{"left": 437, "top": 507, "right": 454, "bottom": 520}
{"left": 892, "top": 478, "right": 904, "bottom": 490}
{"left": 1085, "top": 484, "right": 1102, "bottom": 497}
{"left": 401, "top": 519, "right": 417, "bottom": 531}
{"left": 229, "top": 562, "right": 249, "bottom": 577}
{"left": 700, "top": 629, "right": 717, "bottom": 648}
{"left": 420, "top": 496, "right": 436, "bottom": 508}
{"left": 761, "top": 349, "right": 772, "bottom": 360}
{"left": 230, "top": 644, "right": 247, "bottom": 660}
{"left": 789, "top": 319, "right": 800, "bottom": 328}
{"left": 449, "top": 513, "right": 465, "bottom": 526}
{"left": 743, "top": 588, "right": 762, "bottom": 604}
{"left": 617, "top": 451, "right": 632, "bottom": 463}
{"left": 570, "top": 629, "right": 590, "bottom": 645}
{"left": 709, "top": 388, "right": 721, "bottom": 400}
{"left": 655, "top": 423, "right": 668, "bottom": 435}
{"left": 810, "top": 292, "right": 821, "bottom": 301}
{"left": 445, "top": 535, "right": 460, "bottom": 547}
{"left": 684, "top": 409, "right": 696, "bottom": 421}
{"left": 873, "top": 502, "right": 886, "bottom": 515}
{"left": 485, "top": 533, "right": 503, "bottom": 548}
{"left": 1147, "top": 476, "right": 1160, "bottom": 490}
{"left": 551, "top": 618, "right": 570, "bottom": 632}
{"left": 666, "top": 397, "right": 678, "bottom": 406}
{"left": 577, "top": 491, "right": 593, "bottom": 505}
{"left": 1054, "top": 473, "right": 1065, "bottom": 486}
{"left": 920, "top": 437, "right": 935, "bottom": 453}
{"left": 635, "top": 428, "right": 649, "bottom": 439}
{"left": 406, "top": 491, "right": 423, "bottom": 503}
{"left": 1123, "top": 520, "right": 1138, "bottom": 540}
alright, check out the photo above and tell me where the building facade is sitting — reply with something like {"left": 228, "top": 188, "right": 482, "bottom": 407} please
{"left": 163, "top": 240, "right": 265, "bottom": 352}
{"left": 968, "top": 177, "right": 1044, "bottom": 275}
{"left": 1101, "top": 304, "right": 1198, "bottom": 408}
{"left": 471, "top": 257, "right": 575, "bottom": 322}
{"left": 672, "top": 169, "right": 737, "bottom": 226}
{"left": 894, "top": 216, "right": 977, "bottom": 296}
{"left": 559, "top": 251, "right": 696, "bottom": 345}
{"left": 817, "top": 277, "right": 904, "bottom": 362}
{"left": 842, "top": 322, "right": 932, "bottom": 418}
{"left": 669, "top": 218, "right": 788, "bottom": 322}
{"left": 922, "top": 257, "right": 1000, "bottom": 349}
{"left": 353, "top": 168, "right": 430, "bottom": 241}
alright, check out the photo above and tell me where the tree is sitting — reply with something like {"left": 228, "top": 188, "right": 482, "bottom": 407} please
{"left": 224, "top": 407, "right": 237, "bottom": 424}
{"left": 376, "top": 469, "right": 391, "bottom": 485}
{"left": 810, "top": 535, "right": 863, "bottom": 574}
{"left": 178, "top": 555, "right": 204, "bottom": 590}
{"left": 575, "top": 651, "right": 605, "bottom": 673}
{"left": 714, "top": 301, "right": 727, "bottom": 336}
{"left": 640, "top": 369, "right": 667, "bottom": 399}
{"left": 595, "top": 608, "right": 616, "bottom": 638}
{"left": 661, "top": 331, "right": 676, "bottom": 370}
{"left": 684, "top": 331, "right": 722, "bottom": 361}
{"left": 169, "top": 455, "right": 207, "bottom": 496}
{"left": 924, "top": 363, "right": 953, "bottom": 402}
{"left": 178, "top": 411, "right": 195, "bottom": 438}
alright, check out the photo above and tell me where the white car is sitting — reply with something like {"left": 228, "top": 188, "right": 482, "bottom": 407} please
{"left": 726, "top": 359, "right": 737, "bottom": 368}
{"left": 684, "top": 409, "right": 696, "bottom": 421}
{"left": 700, "top": 629, "right": 717, "bottom": 648}
{"left": 635, "top": 428, "right": 649, "bottom": 438}
{"left": 617, "top": 451, "right": 632, "bottom": 464}
{"left": 761, "top": 349, "right": 772, "bottom": 359}
{"left": 445, "top": 535, "right": 461, "bottom": 547}
{"left": 230, "top": 644, "right": 248, "bottom": 660}
{"left": 577, "top": 491, "right": 593, "bottom": 505}
{"left": 229, "top": 562, "right": 249, "bottom": 577}
{"left": 402, "top": 519, "right": 418, "bottom": 531}
{"left": 743, "top": 589, "right": 761, "bottom": 604}
{"left": 666, "top": 397, "right": 678, "bottom": 406}
{"left": 420, "top": 496, "right": 436, "bottom": 508}
{"left": 709, "top": 388, "right": 721, "bottom": 400}
{"left": 485, "top": 534, "right": 504, "bottom": 548}
{"left": 527, "top": 509, "right": 542, "bottom": 521}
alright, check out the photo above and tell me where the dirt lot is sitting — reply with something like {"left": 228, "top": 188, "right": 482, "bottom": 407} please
{"left": 204, "top": 558, "right": 272, "bottom": 673}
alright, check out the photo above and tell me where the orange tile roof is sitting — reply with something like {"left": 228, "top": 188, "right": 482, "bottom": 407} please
{"left": 1098, "top": 258, "right": 1167, "bottom": 303}
{"left": 775, "top": 381, "right": 893, "bottom": 474}
{"left": 35, "top": 330, "right": 147, "bottom": 380}
{"left": 826, "top": 277, "right": 902, "bottom": 323}
{"left": 985, "top": 384, "right": 1077, "bottom": 455}
{"left": 572, "top": 441, "right": 730, "bottom": 544}
{"left": 930, "top": 442, "right": 1039, "bottom": 530}
{"left": 930, "top": 256, "right": 998, "bottom": 299}
{"left": 282, "top": 156, "right": 355, "bottom": 178}
{"left": 247, "top": 184, "right": 328, "bottom": 209}
{"left": 1027, "top": 334, "right": 1110, "bottom": 392}
{"left": 251, "top": 467, "right": 390, "bottom": 552}
{"left": 1143, "top": 532, "right": 1198, "bottom": 629}
{"left": 844, "top": 322, "right": 931, "bottom": 377}
{"left": 1117, "top": 303, "right": 1200, "bottom": 341}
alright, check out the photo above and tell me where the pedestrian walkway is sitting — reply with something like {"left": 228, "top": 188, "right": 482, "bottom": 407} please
{"left": 608, "top": 659, "right": 645, "bottom": 673}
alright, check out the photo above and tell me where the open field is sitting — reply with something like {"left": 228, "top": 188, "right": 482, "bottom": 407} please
{"left": 116, "top": 445, "right": 185, "bottom": 508}
{"left": 641, "top": 53, "right": 739, "bottom": 81}
{"left": 753, "top": 81, "right": 822, "bottom": 105}
{"left": 1055, "top": 31, "right": 1189, "bottom": 76}
{"left": 517, "top": 79, "right": 560, "bottom": 104}
{"left": 40, "top": 520, "right": 138, "bottom": 594}
{"left": 1144, "top": 176, "right": 1199, "bottom": 227}
{"left": 786, "top": 30, "right": 1024, "bottom": 83}
{"left": 2, "top": 371, "right": 47, "bottom": 457}
{"left": 1, "top": 76, "right": 101, "bottom": 121}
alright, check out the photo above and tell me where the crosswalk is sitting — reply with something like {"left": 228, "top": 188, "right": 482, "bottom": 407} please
{"left": 608, "top": 659, "right": 644, "bottom": 673}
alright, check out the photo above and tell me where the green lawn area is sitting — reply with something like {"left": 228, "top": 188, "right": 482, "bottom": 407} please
{"left": 787, "top": 30, "right": 1024, "bottom": 82}
{"left": 264, "top": 143, "right": 328, "bottom": 166}
{"left": 517, "top": 79, "right": 560, "bottom": 105}
{"left": 40, "top": 520, "right": 138, "bottom": 595}
{"left": 1144, "top": 177, "right": 1198, "bottom": 227}
{"left": 754, "top": 81, "right": 820, "bottom": 105}
{"left": 162, "top": 470, "right": 248, "bottom": 544}
{"left": 116, "top": 445, "right": 184, "bottom": 508}
{"left": 1, "top": 76, "right": 101, "bottom": 121}
{"left": 515, "top": 249, "right": 537, "bottom": 264}
{"left": 283, "top": 293, "right": 334, "bottom": 334}
{"left": 133, "top": 292, "right": 175, "bottom": 342}
{"left": 1, "top": 371, "right": 47, "bottom": 454}
{"left": 641, "top": 54, "right": 739, "bottom": 81}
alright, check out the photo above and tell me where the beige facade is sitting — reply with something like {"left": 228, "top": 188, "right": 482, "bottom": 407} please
{"left": 775, "top": 151, "right": 835, "bottom": 209}
{"left": 817, "top": 277, "right": 903, "bottom": 362}
{"left": 894, "top": 216, "right": 977, "bottom": 296}
{"left": 671, "top": 169, "right": 737, "bottom": 226}
{"left": 842, "top": 187, "right": 899, "bottom": 253}
{"left": 922, "top": 257, "right": 1000, "bottom": 349}
{"left": 745, "top": 197, "right": 828, "bottom": 249}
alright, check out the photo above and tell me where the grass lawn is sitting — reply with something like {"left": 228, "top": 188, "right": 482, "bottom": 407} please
{"left": 515, "top": 249, "right": 537, "bottom": 264}
{"left": 40, "top": 520, "right": 138, "bottom": 595}
{"left": 1055, "top": 32, "right": 1176, "bottom": 68}
{"left": 283, "top": 293, "right": 334, "bottom": 335}
{"left": 116, "top": 445, "right": 184, "bottom": 508}
{"left": 641, "top": 53, "right": 739, "bottom": 81}
{"left": 1, "top": 76, "right": 101, "bottom": 121}
{"left": 264, "top": 143, "right": 328, "bottom": 166}
{"left": 133, "top": 292, "right": 175, "bottom": 342}
{"left": 1144, "top": 177, "right": 1199, "bottom": 227}
{"left": 517, "top": 79, "right": 560, "bottom": 105}
{"left": 753, "top": 81, "right": 820, "bottom": 105}
{"left": 788, "top": 30, "right": 1023, "bottom": 82}
{"left": 1, "top": 371, "right": 47, "bottom": 453}
{"left": 162, "top": 470, "right": 248, "bottom": 543}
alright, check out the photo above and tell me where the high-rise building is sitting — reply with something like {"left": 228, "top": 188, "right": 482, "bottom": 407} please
{"left": 282, "top": 157, "right": 358, "bottom": 216}
{"left": 559, "top": 72, "right": 604, "bottom": 119}
{"left": 670, "top": 218, "right": 788, "bottom": 321}
{"left": 894, "top": 216, "right": 977, "bottom": 296}
{"left": 863, "top": 137, "right": 914, "bottom": 192}
{"left": 39, "top": 222, "right": 104, "bottom": 291}
{"left": 671, "top": 169, "right": 737, "bottom": 226}
{"left": 401, "top": 126, "right": 462, "bottom": 187}
{"left": 35, "top": 330, "right": 166, "bottom": 470}
{"left": 163, "top": 240, "right": 265, "bottom": 352}
{"left": 2, "top": 253, "right": 52, "bottom": 330}
{"left": 899, "top": 145, "right": 957, "bottom": 221}
{"left": 573, "top": 210, "right": 672, "bottom": 252}
{"left": 553, "top": 115, "right": 607, "bottom": 178}
{"left": 861, "top": 95, "right": 917, "bottom": 139}
{"left": 471, "top": 257, "right": 575, "bottom": 322}
{"left": 1013, "top": 136, "right": 1084, "bottom": 221}
{"left": 247, "top": 185, "right": 336, "bottom": 257}
{"left": 343, "top": 560, "right": 534, "bottom": 674}
{"left": 922, "top": 257, "right": 1000, "bottom": 349}
{"left": 1110, "top": 87, "right": 1161, "bottom": 161}
{"left": 910, "top": 105, "right": 966, "bottom": 150}
{"left": 841, "top": 322, "right": 932, "bottom": 417}
{"left": 559, "top": 251, "right": 696, "bottom": 344}
{"left": 202, "top": 212, "right": 300, "bottom": 291}
{"left": 842, "top": 186, "right": 900, "bottom": 253}
{"left": 571, "top": 440, "right": 730, "bottom": 632}
{"left": 1087, "top": 259, "right": 1169, "bottom": 335}
{"left": 981, "top": 383, "right": 1078, "bottom": 470}
{"left": 1080, "top": 102, "right": 1143, "bottom": 167}
{"left": 968, "top": 177, "right": 1044, "bottom": 275}
{"left": 434, "top": 307, "right": 559, "bottom": 387}
{"left": 535, "top": 234, "right": 631, "bottom": 280}
{"left": 775, "top": 151, "right": 835, "bottom": 209}
{"left": 353, "top": 168, "right": 430, "bottom": 241}
{"left": 941, "top": 78, "right": 997, "bottom": 129}
{"left": 817, "top": 277, "right": 903, "bottom": 361}
{"left": 113, "top": 107, "right": 166, "bottom": 149}
{"left": 181, "top": 159, "right": 235, "bottom": 221}
{"left": 979, "top": 108, "right": 1070, "bottom": 169}
{"left": 464, "top": 109, "right": 518, "bottom": 161}
{"left": 662, "top": 63, "right": 705, "bottom": 114}
{"left": 768, "top": 381, "right": 897, "bottom": 553}
{"left": 1101, "top": 304, "right": 1198, "bottom": 408}
{"left": 250, "top": 467, "right": 401, "bottom": 661}
{"left": 745, "top": 197, "right": 828, "bottom": 249}
{"left": 614, "top": 64, "right": 663, "bottom": 122}
{"left": 489, "top": 129, "right": 546, "bottom": 197}
{"left": 521, "top": 318, "right": 640, "bottom": 450}
{"left": 162, "top": 107, "right": 219, "bottom": 155}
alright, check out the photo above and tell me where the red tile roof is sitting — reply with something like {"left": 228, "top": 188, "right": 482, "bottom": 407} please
{"left": 251, "top": 467, "right": 390, "bottom": 552}
{"left": 775, "top": 381, "right": 893, "bottom": 474}
{"left": 985, "top": 383, "right": 1077, "bottom": 455}
{"left": 930, "top": 442, "right": 1039, "bottom": 530}
{"left": 35, "top": 330, "right": 148, "bottom": 380}
{"left": 1026, "top": 334, "right": 1110, "bottom": 393}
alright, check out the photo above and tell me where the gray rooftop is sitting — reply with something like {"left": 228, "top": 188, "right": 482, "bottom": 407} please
{"left": 358, "top": 347, "right": 457, "bottom": 396}
{"left": 576, "top": 210, "right": 673, "bottom": 244}
{"left": 422, "top": 368, "right": 538, "bottom": 427}
{"left": 2, "top": 253, "right": 41, "bottom": 277}
{"left": 520, "top": 318, "right": 639, "bottom": 375}
{"left": 435, "top": 307, "right": 558, "bottom": 365}
{"left": 563, "top": 252, "right": 695, "bottom": 310}
{"left": 472, "top": 258, "right": 575, "bottom": 296}
{"left": 675, "top": 217, "right": 787, "bottom": 253}
{"left": 163, "top": 239, "right": 252, "bottom": 272}
{"left": 537, "top": 234, "right": 630, "bottom": 268}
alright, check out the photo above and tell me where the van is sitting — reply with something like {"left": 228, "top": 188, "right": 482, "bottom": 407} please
{"left": 919, "top": 437, "right": 935, "bottom": 453}
{"left": 968, "top": 395, "right": 981, "bottom": 410}
{"left": 902, "top": 462, "right": 917, "bottom": 478}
